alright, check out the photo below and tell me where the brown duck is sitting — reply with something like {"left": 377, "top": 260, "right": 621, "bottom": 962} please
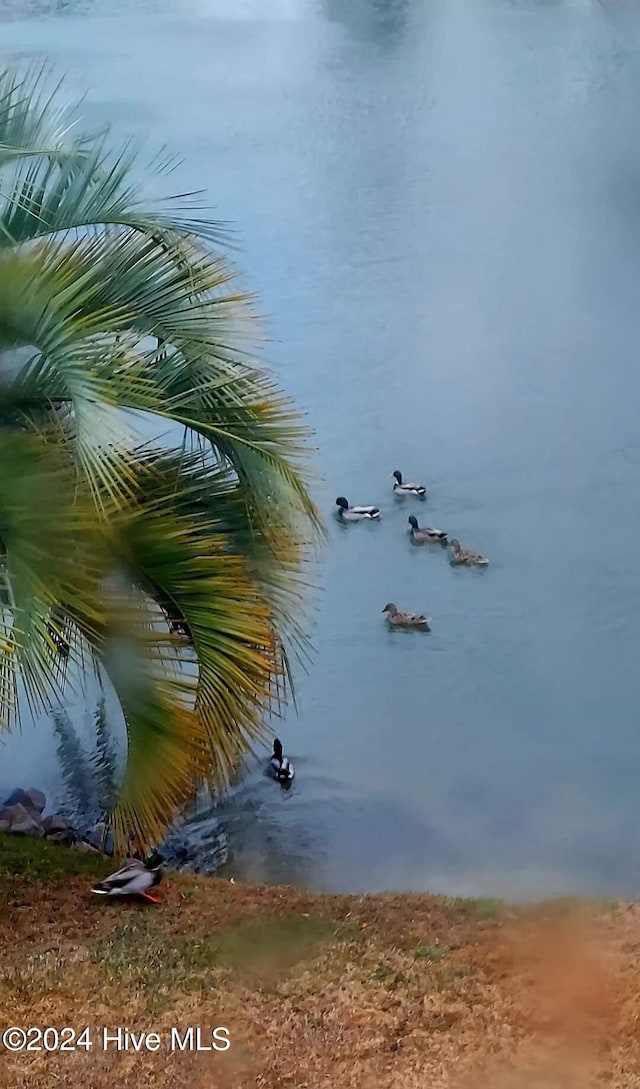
{"left": 448, "top": 538, "right": 489, "bottom": 567}
{"left": 382, "top": 603, "right": 430, "bottom": 629}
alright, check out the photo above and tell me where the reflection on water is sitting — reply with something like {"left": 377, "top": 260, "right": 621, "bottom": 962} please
{"left": 3, "top": 0, "right": 640, "bottom": 899}
{"left": 322, "top": 0, "right": 410, "bottom": 45}
{"left": 0, "top": 0, "right": 167, "bottom": 18}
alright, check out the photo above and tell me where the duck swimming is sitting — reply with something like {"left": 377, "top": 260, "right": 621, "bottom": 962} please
{"left": 392, "top": 470, "right": 427, "bottom": 498}
{"left": 408, "top": 515, "right": 448, "bottom": 544}
{"left": 335, "top": 496, "right": 380, "bottom": 521}
{"left": 270, "top": 738, "right": 294, "bottom": 784}
{"left": 449, "top": 538, "right": 489, "bottom": 567}
{"left": 91, "top": 852, "right": 164, "bottom": 902}
{"left": 382, "top": 603, "right": 430, "bottom": 630}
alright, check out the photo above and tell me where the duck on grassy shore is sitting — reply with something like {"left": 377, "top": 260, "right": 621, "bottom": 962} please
{"left": 91, "top": 852, "right": 164, "bottom": 902}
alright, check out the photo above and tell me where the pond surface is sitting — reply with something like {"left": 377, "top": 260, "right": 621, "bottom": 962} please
{"left": 3, "top": 0, "right": 640, "bottom": 898}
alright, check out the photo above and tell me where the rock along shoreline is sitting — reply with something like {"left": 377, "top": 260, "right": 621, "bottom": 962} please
{"left": 0, "top": 785, "right": 230, "bottom": 873}
{"left": 0, "top": 786, "right": 110, "bottom": 855}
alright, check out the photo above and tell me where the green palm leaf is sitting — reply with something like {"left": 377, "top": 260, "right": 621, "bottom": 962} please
{"left": 0, "top": 68, "right": 228, "bottom": 247}
{"left": 0, "top": 67, "right": 322, "bottom": 852}
{"left": 0, "top": 67, "right": 73, "bottom": 167}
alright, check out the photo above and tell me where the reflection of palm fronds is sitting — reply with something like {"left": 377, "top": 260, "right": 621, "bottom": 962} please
{"left": 92, "top": 696, "right": 118, "bottom": 810}
{"left": 52, "top": 706, "right": 94, "bottom": 812}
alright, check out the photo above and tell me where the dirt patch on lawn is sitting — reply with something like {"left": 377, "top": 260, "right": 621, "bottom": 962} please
{"left": 1, "top": 840, "right": 640, "bottom": 1088}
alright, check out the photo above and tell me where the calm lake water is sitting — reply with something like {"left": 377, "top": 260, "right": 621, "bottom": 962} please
{"left": 2, "top": 0, "right": 640, "bottom": 899}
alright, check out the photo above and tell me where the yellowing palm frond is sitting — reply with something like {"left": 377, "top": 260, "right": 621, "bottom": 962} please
{"left": 0, "top": 67, "right": 322, "bottom": 851}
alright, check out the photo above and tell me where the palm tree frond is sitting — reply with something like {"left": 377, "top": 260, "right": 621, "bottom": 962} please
{"left": 0, "top": 66, "right": 322, "bottom": 849}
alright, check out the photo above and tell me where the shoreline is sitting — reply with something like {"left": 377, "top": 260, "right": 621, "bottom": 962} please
{"left": 1, "top": 833, "right": 639, "bottom": 1087}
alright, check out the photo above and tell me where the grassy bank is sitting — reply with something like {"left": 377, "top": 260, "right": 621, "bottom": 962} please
{"left": 0, "top": 834, "right": 638, "bottom": 1088}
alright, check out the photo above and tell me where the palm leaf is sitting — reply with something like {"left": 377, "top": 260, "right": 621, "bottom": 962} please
{"left": 0, "top": 67, "right": 75, "bottom": 167}
{"left": 0, "top": 67, "right": 228, "bottom": 248}
{"left": 0, "top": 65, "right": 322, "bottom": 850}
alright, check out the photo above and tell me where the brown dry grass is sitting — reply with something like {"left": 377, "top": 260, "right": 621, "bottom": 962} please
{"left": 1, "top": 838, "right": 640, "bottom": 1088}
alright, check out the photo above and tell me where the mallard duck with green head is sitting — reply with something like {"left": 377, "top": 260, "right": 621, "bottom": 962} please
{"left": 392, "top": 470, "right": 427, "bottom": 498}
{"left": 335, "top": 496, "right": 380, "bottom": 521}
{"left": 408, "top": 515, "right": 448, "bottom": 544}
{"left": 91, "top": 851, "right": 164, "bottom": 902}
{"left": 269, "top": 738, "right": 294, "bottom": 785}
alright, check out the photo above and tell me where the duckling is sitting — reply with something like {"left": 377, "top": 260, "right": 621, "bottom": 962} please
{"left": 449, "top": 538, "right": 489, "bottom": 567}
{"left": 382, "top": 603, "right": 430, "bottom": 630}
{"left": 91, "top": 851, "right": 164, "bottom": 902}
{"left": 392, "top": 470, "right": 427, "bottom": 498}
{"left": 408, "top": 515, "right": 448, "bottom": 544}
{"left": 335, "top": 496, "right": 380, "bottom": 521}
{"left": 270, "top": 738, "right": 294, "bottom": 784}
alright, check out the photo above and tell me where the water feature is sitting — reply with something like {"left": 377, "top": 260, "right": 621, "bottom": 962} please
{"left": 2, "top": 0, "right": 640, "bottom": 899}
